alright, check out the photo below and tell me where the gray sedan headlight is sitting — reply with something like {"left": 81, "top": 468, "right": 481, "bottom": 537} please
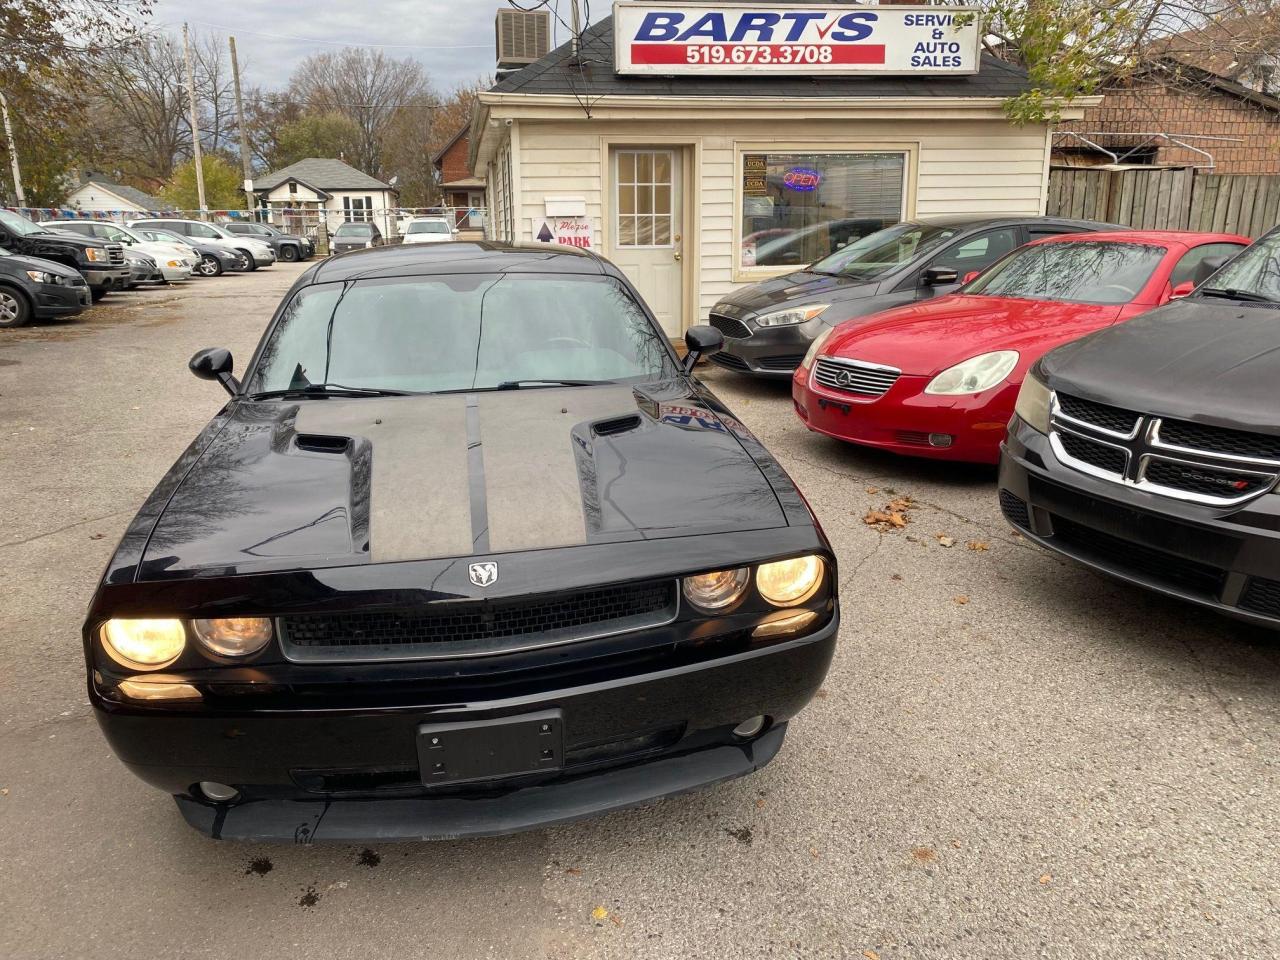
{"left": 25, "top": 270, "right": 62, "bottom": 284}
{"left": 755, "top": 304, "right": 830, "bottom": 327}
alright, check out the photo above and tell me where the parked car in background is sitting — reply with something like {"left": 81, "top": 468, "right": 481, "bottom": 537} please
{"left": 401, "top": 217, "right": 457, "bottom": 245}
{"left": 793, "top": 230, "right": 1249, "bottom": 464}
{"left": 132, "top": 227, "right": 237, "bottom": 277}
{"left": 1000, "top": 227, "right": 1280, "bottom": 627}
{"left": 331, "top": 220, "right": 384, "bottom": 254}
{"left": 709, "top": 217, "right": 1120, "bottom": 378}
{"left": 0, "top": 209, "right": 131, "bottom": 301}
{"left": 745, "top": 217, "right": 886, "bottom": 268}
{"left": 222, "top": 221, "right": 314, "bottom": 261}
{"left": 129, "top": 218, "right": 275, "bottom": 270}
{"left": 122, "top": 248, "right": 163, "bottom": 287}
{"left": 0, "top": 244, "right": 91, "bottom": 328}
{"left": 40, "top": 220, "right": 196, "bottom": 283}
{"left": 83, "top": 241, "right": 837, "bottom": 841}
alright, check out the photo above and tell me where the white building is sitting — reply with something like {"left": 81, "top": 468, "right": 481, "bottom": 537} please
{"left": 471, "top": 5, "right": 1099, "bottom": 340}
{"left": 252, "top": 158, "right": 399, "bottom": 238}
{"left": 64, "top": 177, "right": 167, "bottom": 215}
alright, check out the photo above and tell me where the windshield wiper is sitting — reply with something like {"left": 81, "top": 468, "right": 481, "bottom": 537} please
{"left": 494, "top": 379, "right": 611, "bottom": 390}
{"left": 247, "top": 383, "right": 417, "bottom": 401}
{"left": 1197, "top": 287, "right": 1279, "bottom": 304}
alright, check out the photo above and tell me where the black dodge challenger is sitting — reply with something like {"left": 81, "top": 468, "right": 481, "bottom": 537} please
{"left": 84, "top": 241, "right": 839, "bottom": 841}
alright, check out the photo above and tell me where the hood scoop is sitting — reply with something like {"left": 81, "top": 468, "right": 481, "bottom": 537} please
{"left": 591, "top": 414, "right": 643, "bottom": 437}
{"left": 295, "top": 433, "right": 352, "bottom": 454}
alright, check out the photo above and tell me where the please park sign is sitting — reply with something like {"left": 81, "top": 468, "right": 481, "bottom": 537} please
{"left": 613, "top": 3, "right": 981, "bottom": 75}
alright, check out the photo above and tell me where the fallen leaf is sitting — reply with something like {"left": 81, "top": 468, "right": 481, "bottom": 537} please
{"left": 953, "top": 596, "right": 970, "bottom": 605}
{"left": 864, "top": 951, "right": 881, "bottom": 960}
{"left": 887, "top": 496, "right": 913, "bottom": 513}
{"left": 911, "top": 846, "right": 937, "bottom": 863}
{"left": 815, "top": 688, "right": 829, "bottom": 699}
{"left": 591, "top": 906, "right": 609, "bottom": 922}
{"left": 89, "top": 533, "right": 105, "bottom": 540}
{"left": 936, "top": 535, "right": 956, "bottom": 548}
{"left": 865, "top": 486, "right": 879, "bottom": 495}
{"left": 610, "top": 915, "right": 623, "bottom": 927}
{"left": 756, "top": 797, "right": 766, "bottom": 809}
{"left": 966, "top": 540, "right": 990, "bottom": 552}
{"left": 565, "top": 867, "right": 581, "bottom": 876}
{"left": 950, "top": 839, "right": 961, "bottom": 849}
{"left": 1039, "top": 874, "right": 1052, "bottom": 885}
{"left": 891, "top": 573, "right": 903, "bottom": 581}
{"left": 0, "top": 788, "right": 8, "bottom": 796}
{"left": 810, "top": 847, "right": 820, "bottom": 859}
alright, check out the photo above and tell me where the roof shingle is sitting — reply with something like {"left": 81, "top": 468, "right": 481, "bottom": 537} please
{"left": 253, "top": 158, "right": 392, "bottom": 193}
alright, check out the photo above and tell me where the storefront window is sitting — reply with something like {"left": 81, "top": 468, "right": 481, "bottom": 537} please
{"left": 740, "top": 152, "right": 905, "bottom": 269}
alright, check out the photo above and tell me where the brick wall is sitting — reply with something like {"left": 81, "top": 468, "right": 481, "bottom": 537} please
{"left": 437, "top": 134, "right": 473, "bottom": 183}
{"left": 1059, "top": 77, "right": 1280, "bottom": 174}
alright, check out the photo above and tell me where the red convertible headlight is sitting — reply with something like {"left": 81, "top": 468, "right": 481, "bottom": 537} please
{"left": 192, "top": 617, "right": 273, "bottom": 657}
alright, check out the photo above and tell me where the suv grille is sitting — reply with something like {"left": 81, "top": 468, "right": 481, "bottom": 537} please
{"left": 1157, "top": 418, "right": 1280, "bottom": 462}
{"left": 1240, "top": 576, "right": 1280, "bottom": 618}
{"left": 105, "top": 243, "right": 125, "bottom": 265}
{"left": 1057, "top": 430, "right": 1127, "bottom": 475}
{"left": 1051, "top": 517, "right": 1227, "bottom": 597}
{"left": 1141, "top": 459, "right": 1271, "bottom": 499}
{"left": 280, "top": 579, "right": 678, "bottom": 662}
{"left": 813, "top": 357, "right": 900, "bottom": 398}
{"left": 1056, "top": 393, "right": 1140, "bottom": 436}
{"left": 708, "top": 313, "right": 752, "bottom": 339}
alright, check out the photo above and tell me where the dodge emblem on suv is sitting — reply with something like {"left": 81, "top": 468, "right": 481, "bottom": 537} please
{"left": 469, "top": 561, "right": 498, "bottom": 587}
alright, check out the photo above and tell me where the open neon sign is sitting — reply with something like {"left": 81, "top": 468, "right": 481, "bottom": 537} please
{"left": 784, "top": 168, "right": 822, "bottom": 192}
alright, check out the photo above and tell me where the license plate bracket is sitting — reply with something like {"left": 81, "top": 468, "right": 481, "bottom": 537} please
{"left": 417, "top": 709, "right": 564, "bottom": 786}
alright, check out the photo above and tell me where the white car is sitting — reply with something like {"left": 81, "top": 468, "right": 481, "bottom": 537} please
{"left": 401, "top": 217, "right": 458, "bottom": 245}
{"left": 128, "top": 218, "right": 276, "bottom": 270}
{"left": 41, "top": 220, "right": 196, "bottom": 282}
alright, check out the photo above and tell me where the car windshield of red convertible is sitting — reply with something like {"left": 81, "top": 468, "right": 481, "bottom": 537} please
{"left": 962, "top": 241, "right": 1167, "bottom": 305}
{"left": 247, "top": 273, "right": 677, "bottom": 394}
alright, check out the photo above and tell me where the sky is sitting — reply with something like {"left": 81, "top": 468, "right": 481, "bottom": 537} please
{"left": 150, "top": 0, "right": 606, "bottom": 93}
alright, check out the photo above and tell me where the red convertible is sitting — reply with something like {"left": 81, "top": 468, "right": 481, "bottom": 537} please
{"left": 792, "top": 230, "right": 1249, "bottom": 464}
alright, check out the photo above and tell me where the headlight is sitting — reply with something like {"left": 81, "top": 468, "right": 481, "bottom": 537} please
{"left": 364, "top": 241, "right": 374, "bottom": 248}
{"left": 924, "top": 351, "right": 1019, "bottom": 396}
{"left": 756, "top": 304, "right": 829, "bottom": 327}
{"left": 756, "top": 555, "right": 825, "bottom": 607}
{"left": 25, "top": 270, "right": 59, "bottom": 284}
{"left": 101, "top": 618, "right": 186, "bottom": 669}
{"left": 682, "top": 567, "right": 750, "bottom": 612}
{"left": 191, "top": 617, "right": 273, "bottom": 657}
{"left": 166, "top": 260, "right": 182, "bottom": 268}
{"left": 801, "top": 325, "right": 836, "bottom": 370}
{"left": 84, "top": 247, "right": 108, "bottom": 262}
{"left": 1014, "top": 368, "right": 1052, "bottom": 433}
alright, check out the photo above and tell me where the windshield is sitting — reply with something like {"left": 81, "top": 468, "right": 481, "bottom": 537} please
{"left": 247, "top": 274, "right": 677, "bottom": 394}
{"left": 0, "top": 210, "right": 43, "bottom": 237}
{"left": 98, "top": 224, "right": 139, "bottom": 244}
{"left": 806, "top": 223, "right": 962, "bottom": 280}
{"left": 963, "top": 241, "right": 1166, "bottom": 305}
{"left": 408, "top": 221, "right": 450, "bottom": 235}
{"left": 143, "top": 230, "right": 185, "bottom": 245}
{"left": 336, "top": 223, "right": 373, "bottom": 237}
{"left": 1197, "top": 231, "right": 1280, "bottom": 301}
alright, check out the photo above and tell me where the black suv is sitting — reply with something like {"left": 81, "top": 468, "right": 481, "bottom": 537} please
{"left": 223, "top": 221, "right": 314, "bottom": 261}
{"left": 999, "top": 227, "right": 1280, "bottom": 628}
{"left": 0, "top": 244, "right": 91, "bottom": 327}
{"left": 708, "top": 217, "right": 1120, "bottom": 378}
{"left": 0, "top": 209, "right": 131, "bottom": 301}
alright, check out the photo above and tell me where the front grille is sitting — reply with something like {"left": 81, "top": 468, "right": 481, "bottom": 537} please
{"left": 894, "top": 430, "right": 931, "bottom": 446}
{"left": 1058, "top": 430, "right": 1127, "bottom": 475}
{"left": 999, "top": 490, "right": 1031, "bottom": 530}
{"left": 812, "top": 357, "right": 900, "bottom": 398}
{"left": 67, "top": 275, "right": 86, "bottom": 287}
{"left": 1051, "top": 517, "right": 1226, "bottom": 597}
{"left": 1158, "top": 418, "right": 1280, "bottom": 462}
{"left": 280, "top": 579, "right": 678, "bottom": 662}
{"left": 708, "top": 312, "right": 752, "bottom": 339}
{"left": 709, "top": 352, "right": 750, "bottom": 372}
{"left": 1239, "top": 576, "right": 1280, "bottom": 618}
{"left": 757, "top": 354, "right": 805, "bottom": 372}
{"left": 1142, "top": 459, "right": 1272, "bottom": 499}
{"left": 105, "top": 243, "right": 125, "bottom": 265}
{"left": 1056, "top": 393, "right": 1140, "bottom": 435}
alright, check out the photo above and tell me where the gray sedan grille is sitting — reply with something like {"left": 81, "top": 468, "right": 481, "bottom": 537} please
{"left": 812, "top": 357, "right": 901, "bottom": 398}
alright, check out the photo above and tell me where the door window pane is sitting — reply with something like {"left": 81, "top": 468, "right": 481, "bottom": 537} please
{"left": 615, "top": 150, "right": 675, "bottom": 248}
{"left": 741, "top": 152, "right": 905, "bottom": 268}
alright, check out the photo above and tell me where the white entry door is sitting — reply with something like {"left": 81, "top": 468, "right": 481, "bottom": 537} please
{"left": 609, "top": 148, "right": 685, "bottom": 338}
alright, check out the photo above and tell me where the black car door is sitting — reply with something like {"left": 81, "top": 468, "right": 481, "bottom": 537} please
{"left": 898, "top": 226, "right": 1025, "bottom": 301}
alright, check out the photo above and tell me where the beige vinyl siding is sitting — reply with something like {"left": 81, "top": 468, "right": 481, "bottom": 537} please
{"left": 512, "top": 117, "right": 1051, "bottom": 322}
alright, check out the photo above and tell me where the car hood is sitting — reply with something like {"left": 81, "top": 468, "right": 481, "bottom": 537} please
{"left": 715, "top": 269, "right": 877, "bottom": 317}
{"left": 1040, "top": 297, "right": 1280, "bottom": 428}
{"left": 1, "top": 253, "right": 82, "bottom": 278}
{"left": 31, "top": 230, "right": 108, "bottom": 252}
{"left": 824, "top": 295, "right": 1124, "bottom": 376}
{"left": 138, "top": 382, "right": 789, "bottom": 578}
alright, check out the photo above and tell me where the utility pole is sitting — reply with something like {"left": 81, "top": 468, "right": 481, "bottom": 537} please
{"left": 0, "top": 91, "right": 25, "bottom": 206}
{"left": 570, "top": 0, "right": 582, "bottom": 58}
{"left": 182, "top": 23, "right": 207, "bottom": 217}
{"left": 229, "top": 36, "right": 255, "bottom": 214}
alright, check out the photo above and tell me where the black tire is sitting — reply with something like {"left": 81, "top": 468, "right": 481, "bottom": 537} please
{"left": 197, "top": 254, "right": 223, "bottom": 277}
{"left": 237, "top": 249, "right": 259, "bottom": 271}
{"left": 0, "top": 286, "right": 32, "bottom": 328}
{"left": 280, "top": 244, "right": 300, "bottom": 262}
{"left": 90, "top": 287, "right": 109, "bottom": 303}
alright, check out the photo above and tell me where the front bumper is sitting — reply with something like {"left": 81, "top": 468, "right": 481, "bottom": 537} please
{"left": 80, "top": 266, "right": 132, "bottom": 291}
{"left": 999, "top": 416, "right": 1280, "bottom": 627}
{"left": 793, "top": 365, "right": 1016, "bottom": 464}
{"left": 709, "top": 316, "right": 826, "bottom": 378}
{"left": 30, "top": 281, "right": 91, "bottom": 317}
{"left": 95, "top": 620, "right": 836, "bottom": 840}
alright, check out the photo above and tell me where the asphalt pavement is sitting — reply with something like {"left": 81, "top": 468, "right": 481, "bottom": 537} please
{"left": 1, "top": 263, "right": 1277, "bottom": 959}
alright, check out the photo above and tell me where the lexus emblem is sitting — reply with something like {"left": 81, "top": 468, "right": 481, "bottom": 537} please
{"left": 468, "top": 561, "right": 498, "bottom": 587}
{"left": 835, "top": 369, "right": 856, "bottom": 387}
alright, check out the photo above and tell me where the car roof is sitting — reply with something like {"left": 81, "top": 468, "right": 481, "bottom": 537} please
{"left": 1029, "top": 229, "right": 1250, "bottom": 246}
{"left": 306, "top": 241, "right": 615, "bottom": 283}
{"left": 905, "top": 215, "right": 1119, "bottom": 230}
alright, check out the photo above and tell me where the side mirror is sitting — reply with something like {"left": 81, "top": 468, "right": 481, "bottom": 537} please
{"left": 189, "top": 347, "right": 239, "bottom": 397}
{"left": 1170, "top": 280, "right": 1196, "bottom": 300}
{"left": 922, "top": 266, "right": 960, "bottom": 286}
{"left": 682, "top": 325, "right": 724, "bottom": 373}
{"left": 1193, "top": 254, "right": 1231, "bottom": 286}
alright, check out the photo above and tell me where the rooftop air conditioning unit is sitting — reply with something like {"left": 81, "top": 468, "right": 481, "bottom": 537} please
{"left": 495, "top": 8, "right": 551, "bottom": 70}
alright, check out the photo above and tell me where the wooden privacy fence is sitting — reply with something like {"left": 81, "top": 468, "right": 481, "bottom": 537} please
{"left": 1047, "top": 167, "right": 1280, "bottom": 238}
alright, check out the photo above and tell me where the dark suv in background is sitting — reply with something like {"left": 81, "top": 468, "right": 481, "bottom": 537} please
{"left": 999, "top": 228, "right": 1280, "bottom": 628}
{"left": 708, "top": 217, "right": 1120, "bottom": 378}
{"left": 0, "top": 209, "right": 131, "bottom": 301}
{"left": 222, "top": 221, "right": 314, "bottom": 262}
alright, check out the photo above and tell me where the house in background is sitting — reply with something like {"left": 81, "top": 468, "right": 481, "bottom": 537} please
{"left": 65, "top": 176, "right": 168, "bottom": 214}
{"left": 432, "top": 125, "right": 486, "bottom": 229}
{"left": 252, "top": 158, "right": 398, "bottom": 238}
